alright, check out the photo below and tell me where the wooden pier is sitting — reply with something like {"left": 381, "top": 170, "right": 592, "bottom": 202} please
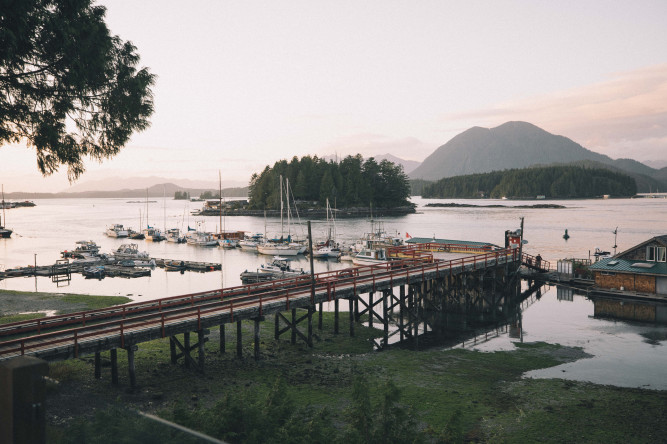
{"left": 0, "top": 245, "right": 524, "bottom": 387}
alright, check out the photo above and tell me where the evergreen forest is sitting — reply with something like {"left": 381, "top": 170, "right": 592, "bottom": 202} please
{"left": 248, "top": 155, "right": 411, "bottom": 209}
{"left": 422, "top": 166, "right": 637, "bottom": 199}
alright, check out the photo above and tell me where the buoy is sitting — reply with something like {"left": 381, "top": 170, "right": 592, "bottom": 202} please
{"left": 563, "top": 229, "right": 570, "bottom": 240}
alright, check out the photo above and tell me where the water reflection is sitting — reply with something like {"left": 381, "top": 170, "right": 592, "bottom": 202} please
{"left": 466, "top": 282, "right": 667, "bottom": 390}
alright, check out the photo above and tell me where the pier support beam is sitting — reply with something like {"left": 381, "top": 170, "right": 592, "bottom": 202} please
{"left": 334, "top": 299, "right": 339, "bottom": 334}
{"left": 169, "top": 332, "right": 209, "bottom": 373}
{"left": 349, "top": 298, "right": 355, "bottom": 337}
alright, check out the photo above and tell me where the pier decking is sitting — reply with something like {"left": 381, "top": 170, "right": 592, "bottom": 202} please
{"left": 0, "top": 245, "right": 523, "bottom": 387}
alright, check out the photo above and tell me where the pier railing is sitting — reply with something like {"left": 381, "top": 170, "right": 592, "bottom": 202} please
{"left": 0, "top": 247, "right": 521, "bottom": 361}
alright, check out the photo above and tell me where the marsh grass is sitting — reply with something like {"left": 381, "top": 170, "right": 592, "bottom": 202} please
{"left": 38, "top": 311, "right": 667, "bottom": 443}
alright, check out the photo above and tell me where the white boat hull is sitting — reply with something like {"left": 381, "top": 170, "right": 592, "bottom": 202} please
{"left": 257, "top": 245, "right": 300, "bottom": 256}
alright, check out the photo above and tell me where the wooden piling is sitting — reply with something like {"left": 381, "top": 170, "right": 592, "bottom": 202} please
{"left": 334, "top": 299, "right": 339, "bottom": 334}
{"left": 349, "top": 298, "right": 355, "bottom": 337}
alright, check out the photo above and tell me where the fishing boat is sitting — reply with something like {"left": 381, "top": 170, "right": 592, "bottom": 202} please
{"left": 239, "top": 233, "right": 264, "bottom": 251}
{"left": 186, "top": 231, "right": 218, "bottom": 246}
{"left": 165, "top": 228, "right": 186, "bottom": 243}
{"left": 239, "top": 256, "right": 307, "bottom": 282}
{"left": 133, "top": 258, "right": 156, "bottom": 267}
{"left": 218, "top": 238, "right": 238, "bottom": 249}
{"left": 105, "top": 223, "right": 129, "bottom": 238}
{"left": 61, "top": 240, "right": 100, "bottom": 258}
{"left": 127, "top": 228, "right": 145, "bottom": 239}
{"left": 352, "top": 246, "right": 389, "bottom": 266}
{"left": 164, "top": 259, "right": 186, "bottom": 271}
{"left": 257, "top": 242, "right": 301, "bottom": 256}
{"left": 143, "top": 227, "right": 165, "bottom": 242}
{"left": 113, "top": 243, "right": 150, "bottom": 260}
{"left": 0, "top": 185, "right": 11, "bottom": 238}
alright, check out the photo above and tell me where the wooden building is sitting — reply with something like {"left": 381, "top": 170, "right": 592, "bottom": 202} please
{"left": 589, "top": 235, "right": 667, "bottom": 295}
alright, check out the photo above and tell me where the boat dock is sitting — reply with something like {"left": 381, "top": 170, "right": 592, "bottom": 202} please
{"left": 0, "top": 257, "right": 221, "bottom": 281}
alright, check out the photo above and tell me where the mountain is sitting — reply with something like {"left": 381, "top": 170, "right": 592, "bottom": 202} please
{"left": 409, "top": 122, "right": 613, "bottom": 180}
{"left": 61, "top": 176, "right": 246, "bottom": 193}
{"left": 373, "top": 153, "right": 421, "bottom": 174}
{"left": 5, "top": 183, "right": 248, "bottom": 199}
{"left": 408, "top": 121, "right": 667, "bottom": 192}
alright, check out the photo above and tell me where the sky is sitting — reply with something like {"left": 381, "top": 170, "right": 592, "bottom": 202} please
{"left": 2, "top": 0, "right": 667, "bottom": 192}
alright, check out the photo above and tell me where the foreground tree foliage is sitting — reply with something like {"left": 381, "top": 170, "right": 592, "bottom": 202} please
{"left": 422, "top": 165, "right": 637, "bottom": 199}
{"left": 248, "top": 154, "right": 412, "bottom": 209}
{"left": 0, "top": 0, "right": 155, "bottom": 180}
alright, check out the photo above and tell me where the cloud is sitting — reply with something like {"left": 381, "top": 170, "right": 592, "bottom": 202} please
{"left": 444, "top": 63, "right": 667, "bottom": 162}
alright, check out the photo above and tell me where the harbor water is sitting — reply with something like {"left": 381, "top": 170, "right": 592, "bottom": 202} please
{"left": 1, "top": 196, "right": 666, "bottom": 389}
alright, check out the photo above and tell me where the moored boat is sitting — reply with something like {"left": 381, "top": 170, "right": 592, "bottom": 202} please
{"left": 106, "top": 223, "right": 129, "bottom": 238}
{"left": 114, "top": 243, "right": 150, "bottom": 260}
{"left": 352, "top": 247, "right": 389, "bottom": 266}
{"left": 62, "top": 240, "right": 100, "bottom": 258}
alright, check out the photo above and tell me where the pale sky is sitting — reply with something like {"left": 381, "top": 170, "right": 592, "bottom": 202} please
{"left": 2, "top": 0, "right": 666, "bottom": 192}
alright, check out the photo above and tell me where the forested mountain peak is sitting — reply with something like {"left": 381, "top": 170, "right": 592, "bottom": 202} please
{"left": 409, "top": 121, "right": 612, "bottom": 181}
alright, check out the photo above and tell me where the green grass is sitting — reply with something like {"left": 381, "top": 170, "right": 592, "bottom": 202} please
{"left": 44, "top": 311, "right": 667, "bottom": 443}
{"left": 0, "top": 313, "right": 46, "bottom": 324}
{"left": 58, "top": 294, "right": 131, "bottom": 311}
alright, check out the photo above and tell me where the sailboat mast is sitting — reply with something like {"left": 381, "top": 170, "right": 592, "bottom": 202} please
{"left": 286, "top": 178, "right": 291, "bottom": 239}
{"left": 219, "top": 170, "right": 223, "bottom": 238}
{"left": 1, "top": 184, "right": 5, "bottom": 227}
{"left": 280, "top": 174, "right": 284, "bottom": 239}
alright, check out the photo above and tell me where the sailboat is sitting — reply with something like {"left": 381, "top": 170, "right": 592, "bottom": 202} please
{"left": 312, "top": 198, "right": 340, "bottom": 259}
{"left": 143, "top": 188, "right": 165, "bottom": 241}
{"left": 0, "top": 185, "right": 12, "bottom": 238}
{"left": 257, "top": 175, "right": 301, "bottom": 256}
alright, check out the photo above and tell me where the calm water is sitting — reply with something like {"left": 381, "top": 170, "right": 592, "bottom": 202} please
{"left": 1, "top": 196, "right": 666, "bottom": 389}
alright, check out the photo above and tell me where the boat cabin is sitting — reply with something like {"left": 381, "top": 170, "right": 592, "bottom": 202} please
{"left": 589, "top": 235, "right": 667, "bottom": 295}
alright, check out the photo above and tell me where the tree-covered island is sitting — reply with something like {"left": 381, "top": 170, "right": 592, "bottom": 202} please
{"left": 422, "top": 165, "right": 637, "bottom": 199}
{"left": 247, "top": 155, "right": 415, "bottom": 216}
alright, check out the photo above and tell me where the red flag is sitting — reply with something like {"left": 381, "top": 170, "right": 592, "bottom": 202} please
{"left": 406, "top": 232, "right": 411, "bottom": 239}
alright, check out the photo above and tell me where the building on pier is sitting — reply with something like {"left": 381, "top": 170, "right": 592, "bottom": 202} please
{"left": 589, "top": 235, "right": 667, "bottom": 295}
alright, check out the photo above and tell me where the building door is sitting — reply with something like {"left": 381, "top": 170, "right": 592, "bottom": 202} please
{"left": 657, "top": 277, "right": 667, "bottom": 295}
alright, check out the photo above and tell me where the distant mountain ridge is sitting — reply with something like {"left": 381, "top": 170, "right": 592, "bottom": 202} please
{"left": 408, "top": 121, "right": 667, "bottom": 192}
{"left": 5, "top": 183, "right": 249, "bottom": 200}
{"left": 61, "top": 176, "right": 246, "bottom": 193}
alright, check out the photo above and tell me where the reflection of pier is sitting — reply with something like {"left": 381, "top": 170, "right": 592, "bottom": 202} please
{"left": 0, "top": 246, "right": 524, "bottom": 387}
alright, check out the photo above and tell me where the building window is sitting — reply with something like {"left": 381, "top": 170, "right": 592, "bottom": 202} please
{"left": 647, "top": 246, "right": 656, "bottom": 261}
{"left": 658, "top": 246, "right": 667, "bottom": 263}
